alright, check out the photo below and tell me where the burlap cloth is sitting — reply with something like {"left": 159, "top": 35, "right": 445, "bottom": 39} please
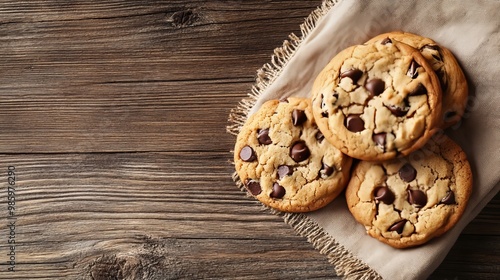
{"left": 228, "top": 0, "right": 500, "bottom": 279}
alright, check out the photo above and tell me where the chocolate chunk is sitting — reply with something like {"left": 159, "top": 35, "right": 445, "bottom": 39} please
{"left": 389, "top": 220, "right": 407, "bottom": 234}
{"left": 365, "top": 79, "right": 385, "bottom": 96}
{"left": 407, "top": 60, "right": 420, "bottom": 79}
{"left": 340, "top": 69, "right": 363, "bottom": 84}
{"left": 345, "top": 114, "right": 365, "bottom": 132}
{"left": 245, "top": 179, "right": 262, "bottom": 196}
{"left": 409, "top": 83, "right": 427, "bottom": 96}
{"left": 441, "top": 191, "right": 456, "bottom": 205}
{"left": 240, "top": 146, "right": 256, "bottom": 162}
{"left": 374, "top": 187, "right": 395, "bottom": 204}
{"left": 381, "top": 37, "right": 392, "bottom": 45}
{"left": 270, "top": 183, "right": 286, "bottom": 199}
{"left": 386, "top": 104, "right": 409, "bottom": 117}
{"left": 399, "top": 163, "right": 417, "bottom": 182}
{"left": 257, "top": 129, "right": 272, "bottom": 145}
{"left": 277, "top": 165, "right": 293, "bottom": 180}
{"left": 407, "top": 189, "right": 427, "bottom": 207}
{"left": 290, "top": 141, "right": 310, "bottom": 162}
{"left": 319, "top": 163, "right": 335, "bottom": 178}
{"left": 315, "top": 130, "right": 325, "bottom": 143}
{"left": 292, "top": 109, "right": 307, "bottom": 126}
{"left": 372, "top": 133, "right": 386, "bottom": 148}
{"left": 321, "top": 111, "right": 329, "bottom": 118}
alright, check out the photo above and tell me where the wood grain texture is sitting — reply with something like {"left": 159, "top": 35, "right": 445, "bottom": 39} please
{"left": 0, "top": 1, "right": 498, "bottom": 279}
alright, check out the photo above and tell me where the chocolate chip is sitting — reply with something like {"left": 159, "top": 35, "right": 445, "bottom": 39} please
{"left": 345, "top": 114, "right": 365, "bottom": 132}
{"left": 409, "top": 83, "right": 427, "bottom": 96}
{"left": 422, "top": 45, "right": 443, "bottom": 61}
{"left": 444, "top": 111, "right": 457, "bottom": 121}
{"left": 365, "top": 79, "right": 385, "bottom": 96}
{"left": 315, "top": 131, "right": 325, "bottom": 143}
{"left": 319, "top": 163, "right": 335, "bottom": 179}
{"left": 245, "top": 179, "right": 262, "bottom": 196}
{"left": 292, "top": 109, "right": 307, "bottom": 126}
{"left": 381, "top": 37, "right": 392, "bottom": 45}
{"left": 240, "top": 146, "right": 256, "bottom": 162}
{"left": 277, "top": 165, "right": 293, "bottom": 180}
{"left": 432, "top": 52, "right": 443, "bottom": 62}
{"left": 290, "top": 141, "right": 310, "bottom": 162}
{"left": 407, "top": 189, "right": 427, "bottom": 207}
{"left": 319, "top": 94, "right": 328, "bottom": 117}
{"left": 372, "top": 133, "right": 386, "bottom": 148}
{"left": 432, "top": 54, "right": 443, "bottom": 62}
{"left": 441, "top": 191, "right": 456, "bottom": 205}
{"left": 257, "top": 129, "right": 272, "bottom": 145}
{"left": 386, "top": 104, "right": 409, "bottom": 117}
{"left": 399, "top": 163, "right": 416, "bottom": 182}
{"left": 389, "top": 220, "right": 407, "bottom": 234}
{"left": 407, "top": 60, "right": 420, "bottom": 79}
{"left": 340, "top": 69, "right": 363, "bottom": 84}
{"left": 270, "top": 183, "right": 286, "bottom": 199}
{"left": 374, "top": 186, "right": 395, "bottom": 204}
{"left": 422, "top": 44, "right": 439, "bottom": 51}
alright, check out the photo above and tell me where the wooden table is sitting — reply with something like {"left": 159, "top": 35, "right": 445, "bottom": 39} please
{"left": 0, "top": 1, "right": 498, "bottom": 279}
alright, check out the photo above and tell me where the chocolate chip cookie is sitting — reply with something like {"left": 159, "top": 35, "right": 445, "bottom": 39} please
{"left": 234, "top": 97, "right": 352, "bottom": 212}
{"left": 345, "top": 135, "right": 472, "bottom": 248}
{"left": 366, "top": 31, "right": 468, "bottom": 128}
{"left": 311, "top": 40, "right": 442, "bottom": 161}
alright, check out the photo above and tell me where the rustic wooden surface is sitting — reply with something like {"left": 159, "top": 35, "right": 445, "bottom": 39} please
{"left": 0, "top": 1, "right": 498, "bottom": 279}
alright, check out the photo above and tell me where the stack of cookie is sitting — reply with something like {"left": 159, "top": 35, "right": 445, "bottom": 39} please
{"left": 233, "top": 31, "right": 472, "bottom": 248}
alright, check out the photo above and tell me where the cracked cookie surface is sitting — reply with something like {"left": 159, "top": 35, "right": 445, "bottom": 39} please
{"left": 345, "top": 135, "right": 472, "bottom": 248}
{"left": 366, "top": 31, "right": 468, "bottom": 128}
{"left": 234, "top": 98, "right": 352, "bottom": 212}
{"left": 311, "top": 40, "right": 442, "bottom": 161}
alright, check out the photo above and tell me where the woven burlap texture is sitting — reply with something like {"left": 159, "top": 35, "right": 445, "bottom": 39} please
{"left": 227, "top": 0, "right": 500, "bottom": 279}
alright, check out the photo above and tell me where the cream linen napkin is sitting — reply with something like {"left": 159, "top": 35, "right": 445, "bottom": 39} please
{"left": 229, "top": 0, "right": 500, "bottom": 279}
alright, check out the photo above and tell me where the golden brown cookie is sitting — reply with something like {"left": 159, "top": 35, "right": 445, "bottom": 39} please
{"left": 234, "top": 97, "right": 352, "bottom": 212}
{"left": 311, "top": 40, "right": 442, "bottom": 161}
{"left": 345, "top": 135, "right": 472, "bottom": 248}
{"left": 366, "top": 31, "right": 468, "bottom": 128}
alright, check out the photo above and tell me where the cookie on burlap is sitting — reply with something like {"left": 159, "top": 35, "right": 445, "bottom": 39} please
{"left": 345, "top": 135, "right": 472, "bottom": 248}
{"left": 311, "top": 39, "right": 442, "bottom": 161}
{"left": 234, "top": 97, "right": 352, "bottom": 212}
{"left": 366, "top": 31, "right": 468, "bottom": 128}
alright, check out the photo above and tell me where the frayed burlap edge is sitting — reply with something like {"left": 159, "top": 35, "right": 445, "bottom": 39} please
{"left": 226, "top": 0, "right": 383, "bottom": 279}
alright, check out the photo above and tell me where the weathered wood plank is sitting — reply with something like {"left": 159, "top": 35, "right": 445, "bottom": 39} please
{"left": 0, "top": 0, "right": 318, "bottom": 153}
{"left": 0, "top": 80, "right": 246, "bottom": 153}
{"left": 429, "top": 234, "right": 500, "bottom": 280}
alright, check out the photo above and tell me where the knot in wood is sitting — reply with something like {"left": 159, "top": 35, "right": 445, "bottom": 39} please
{"left": 171, "top": 10, "right": 199, "bottom": 27}
{"left": 89, "top": 254, "right": 143, "bottom": 280}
